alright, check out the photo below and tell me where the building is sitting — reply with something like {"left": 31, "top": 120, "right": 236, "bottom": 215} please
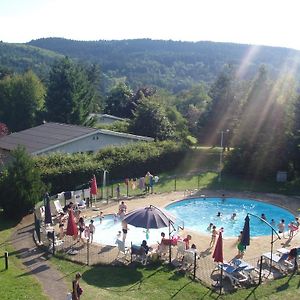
{"left": 0, "top": 122, "right": 153, "bottom": 164}
{"left": 89, "top": 113, "right": 126, "bottom": 125}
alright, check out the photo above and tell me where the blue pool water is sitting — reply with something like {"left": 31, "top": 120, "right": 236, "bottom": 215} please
{"left": 165, "top": 198, "right": 295, "bottom": 237}
{"left": 92, "top": 215, "right": 170, "bottom": 246}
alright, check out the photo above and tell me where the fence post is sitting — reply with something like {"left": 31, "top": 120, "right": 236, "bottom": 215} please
{"left": 174, "top": 176, "right": 177, "bottom": 191}
{"left": 127, "top": 184, "right": 129, "bottom": 198}
{"left": 52, "top": 230, "right": 55, "bottom": 255}
{"left": 87, "top": 240, "right": 90, "bottom": 266}
{"left": 219, "top": 265, "right": 223, "bottom": 295}
{"left": 193, "top": 252, "right": 196, "bottom": 280}
{"left": 131, "top": 242, "right": 133, "bottom": 263}
{"left": 106, "top": 187, "right": 109, "bottom": 204}
{"left": 258, "top": 256, "right": 263, "bottom": 285}
{"left": 197, "top": 175, "right": 200, "bottom": 190}
{"left": 4, "top": 252, "right": 8, "bottom": 269}
{"left": 111, "top": 184, "right": 114, "bottom": 198}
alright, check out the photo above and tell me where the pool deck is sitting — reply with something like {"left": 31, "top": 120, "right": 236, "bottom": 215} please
{"left": 62, "top": 190, "right": 300, "bottom": 286}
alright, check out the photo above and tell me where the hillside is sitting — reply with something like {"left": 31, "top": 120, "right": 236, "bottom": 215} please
{"left": 1, "top": 38, "right": 300, "bottom": 92}
{"left": 0, "top": 42, "right": 62, "bottom": 79}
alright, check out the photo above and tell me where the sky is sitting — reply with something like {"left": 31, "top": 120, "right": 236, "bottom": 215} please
{"left": 1, "top": 0, "right": 300, "bottom": 50}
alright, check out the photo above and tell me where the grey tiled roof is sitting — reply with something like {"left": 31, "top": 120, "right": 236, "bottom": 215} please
{"left": 0, "top": 122, "right": 98, "bottom": 153}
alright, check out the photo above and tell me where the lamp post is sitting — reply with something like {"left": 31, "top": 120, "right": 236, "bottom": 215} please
{"left": 218, "top": 129, "right": 229, "bottom": 182}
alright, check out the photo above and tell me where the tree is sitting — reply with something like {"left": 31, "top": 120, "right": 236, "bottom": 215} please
{"left": 46, "top": 57, "right": 96, "bottom": 125}
{"left": 0, "top": 71, "right": 45, "bottom": 132}
{"left": 104, "top": 83, "right": 134, "bottom": 118}
{"left": 130, "top": 97, "right": 174, "bottom": 140}
{"left": 0, "top": 146, "right": 46, "bottom": 219}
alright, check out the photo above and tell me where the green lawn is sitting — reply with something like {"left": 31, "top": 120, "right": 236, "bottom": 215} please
{"left": 0, "top": 214, "right": 48, "bottom": 300}
{"left": 50, "top": 257, "right": 300, "bottom": 300}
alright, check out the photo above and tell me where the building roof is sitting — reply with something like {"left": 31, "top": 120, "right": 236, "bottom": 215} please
{"left": 0, "top": 123, "right": 98, "bottom": 154}
{"left": 89, "top": 113, "right": 126, "bottom": 121}
{"left": 0, "top": 122, "right": 153, "bottom": 154}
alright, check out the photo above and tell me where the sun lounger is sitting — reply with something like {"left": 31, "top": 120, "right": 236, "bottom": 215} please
{"left": 115, "top": 239, "right": 130, "bottom": 262}
{"left": 262, "top": 252, "right": 294, "bottom": 273}
{"left": 53, "top": 200, "right": 63, "bottom": 214}
{"left": 219, "top": 264, "right": 248, "bottom": 287}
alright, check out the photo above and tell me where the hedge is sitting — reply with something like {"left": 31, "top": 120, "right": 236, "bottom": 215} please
{"left": 34, "top": 141, "right": 189, "bottom": 193}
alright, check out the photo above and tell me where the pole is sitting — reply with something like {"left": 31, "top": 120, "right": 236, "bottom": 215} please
{"left": 219, "top": 265, "right": 223, "bottom": 295}
{"left": 193, "top": 252, "right": 196, "bottom": 280}
{"left": 197, "top": 175, "right": 200, "bottom": 190}
{"left": 259, "top": 256, "right": 263, "bottom": 285}
{"left": 111, "top": 184, "right": 114, "bottom": 198}
{"left": 174, "top": 176, "right": 177, "bottom": 191}
{"left": 4, "top": 252, "right": 8, "bottom": 269}
{"left": 52, "top": 230, "right": 55, "bottom": 255}
{"left": 218, "top": 131, "right": 224, "bottom": 183}
{"left": 270, "top": 229, "right": 274, "bottom": 272}
{"left": 87, "top": 240, "right": 90, "bottom": 266}
{"left": 169, "top": 221, "right": 172, "bottom": 263}
{"left": 126, "top": 184, "right": 129, "bottom": 198}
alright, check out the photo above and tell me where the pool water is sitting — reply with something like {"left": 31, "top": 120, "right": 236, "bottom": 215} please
{"left": 165, "top": 197, "right": 295, "bottom": 237}
{"left": 91, "top": 215, "right": 170, "bottom": 246}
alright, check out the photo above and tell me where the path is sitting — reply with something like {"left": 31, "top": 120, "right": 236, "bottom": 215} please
{"left": 11, "top": 214, "right": 69, "bottom": 300}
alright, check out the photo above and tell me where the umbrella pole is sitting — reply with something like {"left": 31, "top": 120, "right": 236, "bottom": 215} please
{"left": 169, "top": 220, "right": 171, "bottom": 263}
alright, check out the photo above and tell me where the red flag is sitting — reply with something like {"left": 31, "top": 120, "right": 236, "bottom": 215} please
{"left": 90, "top": 175, "right": 98, "bottom": 196}
{"left": 212, "top": 231, "right": 223, "bottom": 263}
{"left": 66, "top": 209, "right": 78, "bottom": 237}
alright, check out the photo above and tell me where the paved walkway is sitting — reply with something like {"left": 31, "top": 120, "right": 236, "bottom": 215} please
{"left": 11, "top": 214, "right": 69, "bottom": 300}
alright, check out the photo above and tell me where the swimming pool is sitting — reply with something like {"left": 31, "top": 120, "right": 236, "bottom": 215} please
{"left": 91, "top": 214, "right": 170, "bottom": 246}
{"left": 165, "top": 197, "right": 295, "bottom": 237}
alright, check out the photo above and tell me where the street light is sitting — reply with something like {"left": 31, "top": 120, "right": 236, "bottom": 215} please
{"left": 218, "top": 129, "right": 229, "bottom": 182}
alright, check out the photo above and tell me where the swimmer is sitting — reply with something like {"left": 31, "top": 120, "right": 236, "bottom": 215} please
{"left": 217, "top": 212, "right": 221, "bottom": 217}
{"left": 261, "top": 213, "right": 266, "bottom": 221}
{"left": 231, "top": 213, "right": 237, "bottom": 220}
{"left": 270, "top": 219, "right": 276, "bottom": 227}
{"left": 207, "top": 223, "right": 213, "bottom": 231}
{"left": 99, "top": 211, "right": 104, "bottom": 223}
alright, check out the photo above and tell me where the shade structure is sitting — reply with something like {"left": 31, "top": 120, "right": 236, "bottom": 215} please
{"left": 44, "top": 194, "right": 52, "bottom": 225}
{"left": 123, "top": 205, "right": 174, "bottom": 229}
{"left": 66, "top": 209, "right": 78, "bottom": 237}
{"left": 90, "top": 175, "right": 98, "bottom": 196}
{"left": 212, "top": 231, "right": 223, "bottom": 263}
{"left": 34, "top": 212, "right": 41, "bottom": 243}
{"left": 241, "top": 215, "right": 250, "bottom": 248}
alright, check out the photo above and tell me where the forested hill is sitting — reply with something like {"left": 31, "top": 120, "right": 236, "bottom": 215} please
{"left": 27, "top": 38, "right": 300, "bottom": 92}
{"left": 0, "top": 42, "right": 62, "bottom": 79}
{"left": 1, "top": 38, "right": 300, "bottom": 92}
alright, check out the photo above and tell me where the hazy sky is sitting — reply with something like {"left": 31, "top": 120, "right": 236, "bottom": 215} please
{"left": 1, "top": 0, "right": 300, "bottom": 50}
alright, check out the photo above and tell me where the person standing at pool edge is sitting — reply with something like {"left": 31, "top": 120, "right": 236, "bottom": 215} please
{"left": 210, "top": 226, "right": 218, "bottom": 247}
{"left": 278, "top": 219, "right": 286, "bottom": 238}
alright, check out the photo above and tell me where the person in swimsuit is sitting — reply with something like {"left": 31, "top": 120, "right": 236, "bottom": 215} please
{"left": 72, "top": 272, "right": 82, "bottom": 300}
{"left": 210, "top": 226, "right": 218, "bottom": 247}
{"left": 88, "top": 220, "right": 95, "bottom": 243}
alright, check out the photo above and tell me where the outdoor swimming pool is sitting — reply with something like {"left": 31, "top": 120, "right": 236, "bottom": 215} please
{"left": 91, "top": 215, "right": 170, "bottom": 246}
{"left": 165, "top": 197, "right": 295, "bottom": 237}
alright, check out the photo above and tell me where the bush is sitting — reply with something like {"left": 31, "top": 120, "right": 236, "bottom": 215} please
{"left": 34, "top": 141, "right": 189, "bottom": 193}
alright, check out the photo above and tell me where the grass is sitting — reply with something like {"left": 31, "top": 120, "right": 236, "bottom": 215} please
{"left": 50, "top": 256, "right": 300, "bottom": 300}
{"left": 0, "top": 213, "right": 48, "bottom": 300}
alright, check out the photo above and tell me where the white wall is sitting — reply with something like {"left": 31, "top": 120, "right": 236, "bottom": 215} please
{"left": 40, "top": 132, "right": 146, "bottom": 155}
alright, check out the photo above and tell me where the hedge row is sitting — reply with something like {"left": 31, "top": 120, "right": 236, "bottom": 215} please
{"left": 34, "top": 141, "right": 189, "bottom": 194}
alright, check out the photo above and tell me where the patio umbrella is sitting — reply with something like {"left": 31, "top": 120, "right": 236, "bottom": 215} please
{"left": 90, "top": 175, "right": 98, "bottom": 196}
{"left": 66, "top": 209, "right": 78, "bottom": 237}
{"left": 44, "top": 194, "right": 52, "bottom": 225}
{"left": 34, "top": 212, "right": 41, "bottom": 243}
{"left": 212, "top": 231, "right": 223, "bottom": 263}
{"left": 123, "top": 205, "right": 175, "bottom": 263}
{"left": 241, "top": 215, "right": 250, "bottom": 248}
{"left": 123, "top": 205, "right": 174, "bottom": 229}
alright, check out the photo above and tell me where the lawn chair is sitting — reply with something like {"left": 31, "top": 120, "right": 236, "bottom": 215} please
{"left": 175, "top": 240, "right": 186, "bottom": 261}
{"left": 182, "top": 250, "right": 197, "bottom": 270}
{"left": 131, "top": 245, "right": 148, "bottom": 265}
{"left": 262, "top": 252, "right": 294, "bottom": 273}
{"left": 53, "top": 200, "right": 63, "bottom": 214}
{"left": 220, "top": 264, "right": 248, "bottom": 287}
{"left": 115, "top": 239, "right": 130, "bottom": 262}
{"left": 231, "top": 258, "right": 262, "bottom": 284}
